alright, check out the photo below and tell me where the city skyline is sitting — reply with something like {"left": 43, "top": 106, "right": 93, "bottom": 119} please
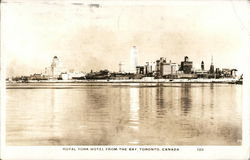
{"left": 5, "top": 53, "right": 239, "bottom": 77}
{"left": 2, "top": 1, "right": 249, "bottom": 77}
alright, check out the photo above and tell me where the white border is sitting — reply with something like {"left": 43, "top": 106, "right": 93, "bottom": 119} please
{"left": 1, "top": 0, "right": 250, "bottom": 159}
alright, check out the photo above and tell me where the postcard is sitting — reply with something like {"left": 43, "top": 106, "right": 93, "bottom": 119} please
{"left": 1, "top": 0, "right": 249, "bottom": 159}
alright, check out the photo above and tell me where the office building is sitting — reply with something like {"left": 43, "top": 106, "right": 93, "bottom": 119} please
{"left": 144, "top": 62, "right": 154, "bottom": 75}
{"left": 156, "top": 57, "right": 166, "bottom": 77}
{"left": 180, "top": 56, "right": 193, "bottom": 74}
{"left": 130, "top": 46, "right": 138, "bottom": 73}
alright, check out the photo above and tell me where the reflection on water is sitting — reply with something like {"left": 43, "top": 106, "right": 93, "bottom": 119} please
{"left": 128, "top": 88, "right": 140, "bottom": 144}
{"left": 6, "top": 83, "right": 242, "bottom": 145}
{"left": 181, "top": 84, "right": 192, "bottom": 115}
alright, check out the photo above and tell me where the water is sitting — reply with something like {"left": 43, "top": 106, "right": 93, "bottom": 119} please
{"left": 6, "top": 83, "right": 242, "bottom": 145}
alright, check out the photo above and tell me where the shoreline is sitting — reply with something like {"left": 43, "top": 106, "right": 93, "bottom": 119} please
{"left": 6, "top": 78, "right": 242, "bottom": 84}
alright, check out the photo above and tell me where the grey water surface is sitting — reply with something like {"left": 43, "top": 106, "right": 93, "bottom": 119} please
{"left": 6, "top": 83, "right": 242, "bottom": 145}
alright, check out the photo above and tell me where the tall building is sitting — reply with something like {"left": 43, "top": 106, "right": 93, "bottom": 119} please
{"left": 144, "top": 62, "right": 154, "bottom": 75}
{"left": 162, "top": 63, "right": 172, "bottom": 76}
{"left": 155, "top": 57, "right": 178, "bottom": 77}
{"left": 180, "top": 56, "right": 193, "bottom": 74}
{"left": 51, "top": 56, "right": 63, "bottom": 78}
{"left": 209, "top": 56, "right": 214, "bottom": 74}
{"left": 130, "top": 46, "right": 138, "bottom": 73}
{"left": 162, "top": 62, "right": 178, "bottom": 76}
{"left": 156, "top": 57, "right": 166, "bottom": 77}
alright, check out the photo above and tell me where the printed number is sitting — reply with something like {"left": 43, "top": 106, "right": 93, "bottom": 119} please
{"left": 197, "top": 148, "right": 204, "bottom": 151}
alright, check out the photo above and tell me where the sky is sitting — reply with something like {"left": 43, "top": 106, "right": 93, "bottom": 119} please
{"left": 1, "top": 0, "right": 250, "bottom": 77}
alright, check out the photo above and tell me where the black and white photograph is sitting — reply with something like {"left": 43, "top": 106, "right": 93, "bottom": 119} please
{"left": 1, "top": 0, "right": 250, "bottom": 159}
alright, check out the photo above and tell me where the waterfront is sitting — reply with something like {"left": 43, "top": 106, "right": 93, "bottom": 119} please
{"left": 6, "top": 77, "right": 241, "bottom": 84}
{"left": 6, "top": 83, "right": 242, "bottom": 145}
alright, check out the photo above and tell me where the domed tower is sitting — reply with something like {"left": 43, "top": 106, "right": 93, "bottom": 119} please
{"left": 201, "top": 61, "right": 204, "bottom": 70}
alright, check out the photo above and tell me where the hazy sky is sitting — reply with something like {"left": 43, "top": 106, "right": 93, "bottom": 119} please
{"left": 2, "top": 0, "right": 249, "bottom": 76}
